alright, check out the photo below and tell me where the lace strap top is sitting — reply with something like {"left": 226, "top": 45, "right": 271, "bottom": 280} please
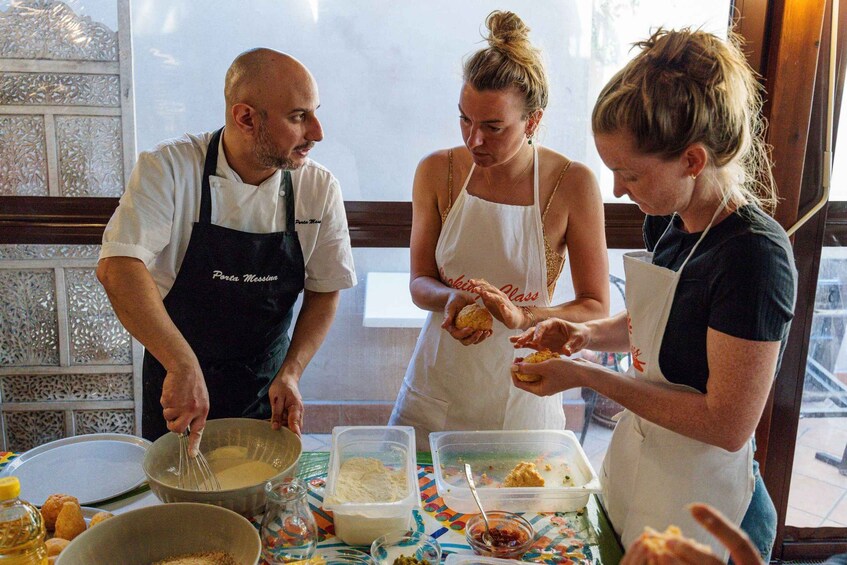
{"left": 542, "top": 160, "right": 571, "bottom": 297}
{"left": 440, "top": 149, "right": 455, "bottom": 224}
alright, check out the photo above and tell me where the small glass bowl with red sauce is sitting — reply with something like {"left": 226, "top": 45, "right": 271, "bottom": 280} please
{"left": 465, "top": 511, "right": 535, "bottom": 559}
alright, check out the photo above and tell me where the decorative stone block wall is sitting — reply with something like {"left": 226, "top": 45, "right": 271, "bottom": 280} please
{"left": 0, "top": 0, "right": 138, "bottom": 451}
{"left": 0, "top": 244, "right": 141, "bottom": 451}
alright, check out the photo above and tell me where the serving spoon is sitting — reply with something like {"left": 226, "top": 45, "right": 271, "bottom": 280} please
{"left": 463, "top": 463, "right": 493, "bottom": 546}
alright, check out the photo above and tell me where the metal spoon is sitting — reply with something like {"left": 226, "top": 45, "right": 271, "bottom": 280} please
{"left": 463, "top": 463, "right": 493, "bottom": 546}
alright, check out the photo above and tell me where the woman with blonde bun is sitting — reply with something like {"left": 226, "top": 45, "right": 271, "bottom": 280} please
{"left": 511, "top": 28, "right": 796, "bottom": 562}
{"left": 390, "top": 11, "right": 609, "bottom": 447}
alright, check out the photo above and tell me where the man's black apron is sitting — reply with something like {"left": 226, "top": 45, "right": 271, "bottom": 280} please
{"left": 142, "top": 128, "right": 305, "bottom": 441}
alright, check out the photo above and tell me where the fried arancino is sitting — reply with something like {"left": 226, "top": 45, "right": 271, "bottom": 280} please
{"left": 40, "top": 494, "right": 79, "bottom": 531}
{"left": 54, "top": 500, "right": 86, "bottom": 541}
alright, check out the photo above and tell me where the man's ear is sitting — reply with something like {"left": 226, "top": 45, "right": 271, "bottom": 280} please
{"left": 231, "top": 103, "right": 258, "bottom": 135}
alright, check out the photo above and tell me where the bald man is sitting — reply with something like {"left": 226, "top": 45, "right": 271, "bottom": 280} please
{"left": 97, "top": 49, "right": 356, "bottom": 452}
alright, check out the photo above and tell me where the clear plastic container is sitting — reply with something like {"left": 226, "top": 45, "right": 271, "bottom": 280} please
{"left": 429, "top": 429, "right": 601, "bottom": 513}
{"left": 322, "top": 426, "right": 419, "bottom": 546}
{"left": 0, "top": 477, "right": 48, "bottom": 565}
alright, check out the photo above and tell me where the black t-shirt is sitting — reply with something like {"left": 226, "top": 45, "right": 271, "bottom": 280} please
{"left": 643, "top": 205, "right": 797, "bottom": 393}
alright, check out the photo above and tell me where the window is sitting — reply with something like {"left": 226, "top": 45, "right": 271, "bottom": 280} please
{"left": 127, "top": 0, "right": 731, "bottom": 202}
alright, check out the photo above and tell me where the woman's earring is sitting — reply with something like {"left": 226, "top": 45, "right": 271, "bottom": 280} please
{"left": 690, "top": 174, "right": 697, "bottom": 181}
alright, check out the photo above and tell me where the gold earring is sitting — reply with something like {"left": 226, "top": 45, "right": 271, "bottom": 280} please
{"left": 691, "top": 174, "right": 697, "bottom": 181}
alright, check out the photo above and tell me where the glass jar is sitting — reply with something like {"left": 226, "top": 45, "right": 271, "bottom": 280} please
{"left": 260, "top": 477, "right": 317, "bottom": 564}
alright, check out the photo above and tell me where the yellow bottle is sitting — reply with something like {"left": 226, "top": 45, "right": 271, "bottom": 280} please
{"left": 0, "top": 477, "right": 47, "bottom": 564}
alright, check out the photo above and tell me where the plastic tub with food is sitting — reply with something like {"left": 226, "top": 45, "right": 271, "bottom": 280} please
{"left": 322, "top": 426, "right": 419, "bottom": 546}
{"left": 429, "top": 429, "right": 600, "bottom": 513}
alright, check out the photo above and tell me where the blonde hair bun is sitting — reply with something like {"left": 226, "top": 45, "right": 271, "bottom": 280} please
{"left": 464, "top": 10, "right": 548, "bottom": 115}
{"left": 486, "top": 11, "right": 531, "bottom": 51}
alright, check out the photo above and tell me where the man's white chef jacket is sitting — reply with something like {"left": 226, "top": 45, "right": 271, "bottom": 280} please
{"left": 100, "top": 131, "right": 357, "bottom": 297}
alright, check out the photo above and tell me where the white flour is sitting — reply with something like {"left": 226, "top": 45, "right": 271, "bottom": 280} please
{"left": 333, "top": 457, "right": 407, "bottom": 503}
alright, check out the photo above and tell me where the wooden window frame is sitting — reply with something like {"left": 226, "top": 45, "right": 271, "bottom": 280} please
{"left": 0, "top": 198, "right": 647, "bottom": 248}
{"left": 763, "top": 0, "right": 847, "bottom": 559}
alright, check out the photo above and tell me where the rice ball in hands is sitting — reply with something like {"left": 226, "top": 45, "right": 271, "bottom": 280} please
{"left": 455, "top": 304, "right": 493, "bottom": 331}
{"left": 638, "top": 525, "right": 713, "bottom": 564}
{"left": 513, "top": 350, "right": 560, "bottom": 383}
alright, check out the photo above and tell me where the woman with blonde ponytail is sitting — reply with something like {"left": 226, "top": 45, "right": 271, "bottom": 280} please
{"left": 389, "top": 11, "right": 609, "bottom": 446}
{"left": 511, "top": 28, "right": 796, "bottom": 563}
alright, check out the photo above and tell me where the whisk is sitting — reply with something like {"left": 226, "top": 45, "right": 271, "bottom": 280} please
{"left": 177, "top": 427, "right": 220, "bottom": 491}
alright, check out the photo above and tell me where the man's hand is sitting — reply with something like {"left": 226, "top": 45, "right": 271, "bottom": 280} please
{"left": 269, "top": 374, "right": 304, "bottom": 436}
{"left": 160, "top": 363, "right": 209, "bottom": 457}
{"left": 510, "top": 318, "right": 591, "bottom": 355}
{"left": 441, "top": 291, "right": 492, "bottom": 346}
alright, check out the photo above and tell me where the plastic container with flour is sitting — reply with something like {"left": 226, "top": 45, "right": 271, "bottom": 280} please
{"left": 322, "top": 426, "right": 419, "bottom": 546}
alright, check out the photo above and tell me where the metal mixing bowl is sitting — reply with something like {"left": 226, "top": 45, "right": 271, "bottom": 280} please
{"left": 142, "top": 418, "right": 301, "bottom": 516}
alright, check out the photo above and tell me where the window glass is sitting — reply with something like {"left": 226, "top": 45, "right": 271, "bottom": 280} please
{"left": 791, "top": 248, "right": 847, "bottom": 526}
{"left": 45, "top": 0, "right": 731, "bottom": 202}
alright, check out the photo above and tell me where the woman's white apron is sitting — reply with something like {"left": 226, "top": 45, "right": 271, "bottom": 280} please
{"left": 601, "top": 200, "right": 754, "bottom": 561}
{"left": 390, "top": 148, "right": 565, "bottom": 447}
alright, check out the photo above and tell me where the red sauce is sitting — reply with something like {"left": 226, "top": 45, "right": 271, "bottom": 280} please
{"left": 472, "top": 527, "right": 527, "bottom": 549}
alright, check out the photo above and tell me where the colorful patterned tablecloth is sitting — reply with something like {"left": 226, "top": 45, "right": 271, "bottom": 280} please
{"left": 0, "top": 452, "right": 15, "bottom": 470}
{"left": 0, "top": 450, "right": 623, "bottom": 564}
{"left": 292, "top": 452, "right": 623, "bottom": 565}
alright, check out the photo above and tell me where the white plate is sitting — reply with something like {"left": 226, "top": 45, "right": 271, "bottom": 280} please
{"left": 79, "top": 506, "right": 103, "bottom": 522}
{"left": 0, "top": 433, "right": 151, "bottom": 506}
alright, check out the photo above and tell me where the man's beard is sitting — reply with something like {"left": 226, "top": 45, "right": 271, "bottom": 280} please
{"left": 254, "top": 120, "right": 299, "bottom": 170}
